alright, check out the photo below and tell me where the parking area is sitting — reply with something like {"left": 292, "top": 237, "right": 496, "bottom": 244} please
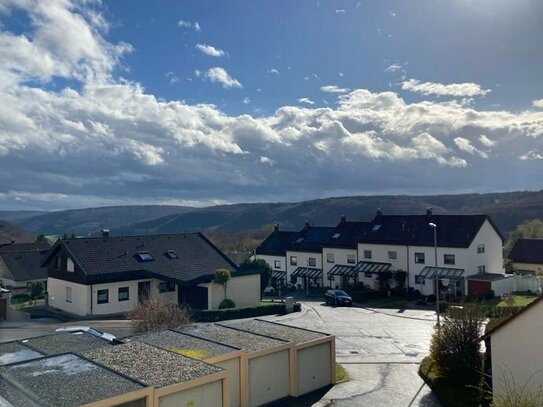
{"left": 266, "top": 300, "right": 441, "bottom": 407}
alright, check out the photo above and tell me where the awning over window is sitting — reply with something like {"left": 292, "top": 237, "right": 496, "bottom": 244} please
{"left": 417, "top": 266, "right": 465, "bottom": 280}
{"left": 291, "top": 267, "right": 323, "bottom": 279}
{"left": 327, "top": 264, "right": 356, "bottom": 278}
{"left": 271, "top": 271, "right": 287, "bottom": 281}
{"left": 352, "top": 261, "right": 392, "bottom": 274}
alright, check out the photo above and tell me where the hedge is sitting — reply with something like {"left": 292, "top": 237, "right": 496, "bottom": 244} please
{"left": 192, "top": 302, "right": 301, "bottom": 322}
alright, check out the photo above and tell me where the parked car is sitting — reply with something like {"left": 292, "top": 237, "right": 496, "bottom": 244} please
{"left": 325, "top": 290, "right": 352, "bottom": 306}
{"left": 263, "top": 286, "right": 276, "bottom": 296}
{"left": 55, "top": 326, "right": 118, "bottom": 342}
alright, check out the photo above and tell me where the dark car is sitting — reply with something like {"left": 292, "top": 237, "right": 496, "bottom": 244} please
{"left": 325, "top": 289, "right": 352, "bottom": 306}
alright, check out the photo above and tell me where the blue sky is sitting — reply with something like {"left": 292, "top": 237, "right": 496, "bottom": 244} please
{"left": 0, "top": 0, "right": 542, "bottom": 211}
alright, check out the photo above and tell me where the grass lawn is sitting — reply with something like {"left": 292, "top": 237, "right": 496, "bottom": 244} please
{"left": 480, "top": 293, "right": 537, "bottom": 309}
{"left": 335, "top": 362, "right": 348, "bottom": 382}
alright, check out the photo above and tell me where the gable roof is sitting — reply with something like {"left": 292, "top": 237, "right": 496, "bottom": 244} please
{"left": 509, "top": 239, "right": 543, "bottom": 264}
{"left": 482, "top": 296, "right": 543, "bottom": 340}
{"left": 286, "top": 226, "right": 337, "bottom": 253}
{"left": 255, "top": 230, "right": 301, "bottom": 256}
{"left": 324, "top": 221, "right": 371, "bottom": 249}
{"left": 43, "top": 233, "right": 240, "bottom": 285}
{"left": 360, "top": 214, "right": 502, "bottom": 248}
{"left": 0, "top": 242, "right": 50, "bottom": 282}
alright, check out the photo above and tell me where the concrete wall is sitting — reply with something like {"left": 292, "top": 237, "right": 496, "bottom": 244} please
{"left": 205, "top": 274, "right": 261, "bottom": 309}
{"left": 491, "top": 277, "right": 515, "bottom": 296}
{"left": 513, "top": 274, "right": 543, "bottom": 293}
{"left": 491, "top": 300, "right": 543, "bottom": 400}
{"left": 48, "top": 277, "right": 90, "bottom": 316}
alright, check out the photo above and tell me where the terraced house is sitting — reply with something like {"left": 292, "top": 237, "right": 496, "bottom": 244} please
{"left": 255, "top": 209, "right": 505, "bottom": 298}
{"left": 43, "top": 232, "right": 260, "bottom": 316}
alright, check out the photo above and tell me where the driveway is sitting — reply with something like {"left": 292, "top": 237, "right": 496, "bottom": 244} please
{"left": 266, "top": 300, "right": 441, "bottom": 407}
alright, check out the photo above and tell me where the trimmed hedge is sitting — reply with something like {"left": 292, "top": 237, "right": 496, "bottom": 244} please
{"left": 192, "top": 302, "right": 301, "bottom": 322}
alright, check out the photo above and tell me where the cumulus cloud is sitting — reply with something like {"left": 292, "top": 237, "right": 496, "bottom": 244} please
{"left": 533, "top": 99, "right": 543, "bottom": 108}
{"left": 195, "top": 43, "right": 225, "bottom": 57}
{"left": 320, "top": 85, "right": 350, "bottom": 93}
{"left": 402, "top": 79, "right": 490, "bottom": 98}
{"left": 335, "top": 9, "right": 346, "bottom": 14}
{"left": 178, "top": 20, "right": 201, "bottom": 31}
{"left": 1, "top": 1, "right": 543, "bottom": 210}
{"left": 384, "top": 64, "right": 402, "bottom": 73}
{"left": 297, "top": 97, "right": 315, "bottom": 105}
{"left": 203, "top": 67, "right": 242, "bottom": 88}
{"left": 267, "top": 68, "right": 280, "bottom": 75}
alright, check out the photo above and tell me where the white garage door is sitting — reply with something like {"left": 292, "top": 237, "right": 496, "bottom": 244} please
{"left": 297, "top": 342, "right": 332, "bottom": 395}
{"left": 159, "top": 380, "right": 222, "bottom": 407}
{"left": 248, "top": 350, "right": 290, "bottom": 407}
{"left": 216, "top": 358, "right": 241, "bottom": 407}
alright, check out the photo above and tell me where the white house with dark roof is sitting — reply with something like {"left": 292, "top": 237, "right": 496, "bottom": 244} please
{"left": 508, "top": 238, "right": 543, "bottom": 275}
{"left": 42, "top": 232, "right": 260, "bottom": 316}
{"left": 0, "top": 242, "right": 51, "bottom": 293}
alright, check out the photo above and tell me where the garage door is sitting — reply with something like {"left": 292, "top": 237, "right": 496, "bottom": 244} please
{"left": 248, "top": 350, "right": 289, "bottom": 407}
{"left": 159, "top": 380, "right": 222, "bottom": 407}
{"left": 297, "top": 342, "right": 332, "bottom": 395}
{"left": 468, "top": 280, "right": 491, "bottom": 296}
{"left": 216, "top": 358, "right": 241, "bottom": 407}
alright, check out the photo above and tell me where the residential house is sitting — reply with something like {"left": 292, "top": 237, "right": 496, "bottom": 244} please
{"left": 0, "top": 241, "right": 51, "bottom": 293}
{"left": 482, "top": 296, "right": 543, "bottom": 402}
{"left": 42, "top": 232, "right": 260, "bottom": 316}
{"left": 508, "top": 238, "right": 543, "bottom": 275}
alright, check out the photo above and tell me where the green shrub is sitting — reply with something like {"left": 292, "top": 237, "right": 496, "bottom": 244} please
{"left": 218, "top": 298, "right": 236, "bottom": 309}
{"left": 11, "top": 293, "right": 30, "bottom": 303}
{"left": 193, "top": 302, "right": 299, "bottom": 322}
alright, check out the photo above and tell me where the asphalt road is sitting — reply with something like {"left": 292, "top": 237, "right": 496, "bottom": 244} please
{"left": 266, "top": 300, "right": 441, "bottom": 407}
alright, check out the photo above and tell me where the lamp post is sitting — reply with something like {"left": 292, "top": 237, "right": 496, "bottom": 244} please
{"left": 429, "top": 222, "right": 440, "bottom": 327}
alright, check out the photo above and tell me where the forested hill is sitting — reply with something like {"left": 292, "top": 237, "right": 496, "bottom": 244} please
{"left": 3, "top": 190, "right": 543, "bottom": 237}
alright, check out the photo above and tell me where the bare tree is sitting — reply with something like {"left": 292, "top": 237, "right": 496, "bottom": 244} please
{"left": 128, "top": 298, "right": 191, "bottom": 333}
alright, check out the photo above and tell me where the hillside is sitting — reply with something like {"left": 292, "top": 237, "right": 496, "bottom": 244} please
{"left": 3, "top": 190, "right": 543, "bottom": 238}
{"left": 0, "top": 220, "right": 35, "bottom": 244}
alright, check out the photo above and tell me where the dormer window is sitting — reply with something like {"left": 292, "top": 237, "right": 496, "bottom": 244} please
{"left": 166, "top": 250, "right": 178, "bottom": 259}
{"left": 136, "top": 251, "right": 154, "bottom": 262}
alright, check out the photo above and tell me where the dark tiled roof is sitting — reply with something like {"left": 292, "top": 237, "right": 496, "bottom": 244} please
{"left": 255, "top": 230, "right": 301, "bottom": 256}
{"left": 0, "top": 249, "right": 49, "bottom": 282}
{"left": 44, "top": 233, "right": 240, "bottom": 285}
{"left": 287, "top": 226, "right": 337, "bottom": 253}
{"left": 0, "top": 353, "right": 146, "bottom": 407}
{"left": 359, "top": 214, "right": 500, "bottom": 248}
{"left": 0, "top": 242, "right": 50, "bottom": 254}
{"left": 22, "top": 332, "right": 112, "bottom": 356}
{"left": 509, "top": 239, "right": 543, "bottom": 264}
{"left": 324, "top": 221, "right": 371, "bottom": 249}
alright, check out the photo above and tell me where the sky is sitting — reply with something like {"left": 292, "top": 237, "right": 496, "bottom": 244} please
{"left": 0, "top": 0, "right": 543, "bottom": 211}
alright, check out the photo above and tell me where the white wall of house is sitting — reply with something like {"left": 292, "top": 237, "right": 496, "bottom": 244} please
{"left": 202, "top": 274, "right": 261, "bottom": 309}
{"left": 468, "top": 220, "right": 505, "bottom": 275}
{"left": 321, "top": 247, "right": 357, "bottom": 288}
{"left": 47, "top": 277, "right": 177, "bottom": 316}
{"left": 490, "top": 300, "right": 543, "bottom": 400}
{"left": 286, "top": 251, "right": 322, "bottom": 287}
{"left": 491, "top": 277, "right": 515, "bottom": 296}
{"left": 255, "top": 254, "right": 286, "bottom": 272}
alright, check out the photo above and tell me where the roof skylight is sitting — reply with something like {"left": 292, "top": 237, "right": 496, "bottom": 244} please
{"left": 372, "top": 225, "right": 382, "bottom": 231}
{"left": 166, "top": 250, "right": 178, "bottom": 259}
{"left": 332, "top": 233, "right": 341, "bottom": 239}
{"left": 136, "top": 251, "right": 154, "bottom": 262}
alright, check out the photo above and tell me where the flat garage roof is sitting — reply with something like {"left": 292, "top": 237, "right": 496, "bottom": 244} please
{"left": 222, "top": 320, "right": 329, "bottom": 345}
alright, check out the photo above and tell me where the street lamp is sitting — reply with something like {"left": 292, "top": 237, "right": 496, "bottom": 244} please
{"left": 429, "top": 222, "right": 440, "bottom": 327}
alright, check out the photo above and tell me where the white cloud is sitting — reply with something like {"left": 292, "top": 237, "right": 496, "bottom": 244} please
{"left": 454, "top": 137, "right": 488, "bottom": 158}
{"left": 165, "top": 71, "right": 179, "bottom": 84}
{"left": 204, "top": 67, "right": 242, "bottom": 89}
{"left": 402, "top": 79, "right": 490, "bottom": 98}
{"left": 259, "top": 156, "right": 275, "bottom": 165}
{"left": 339, "top": 72, "right": 344, "bottom": 77}
{"left": 384, "top": 64, "right": 402, "bottom": 73}
{"left": 533, "top": 99, "right": 543, "bottom": 108}
{"left": 520, "top": 150, "right": 543, "bottom": 160}
{"left": 195, "top": 43, "right": 225, "bottom": 57}
{"left": 297, "top": 97, "right": 315, "bottom": 105}
{"left": 320, "top": 85, "right": 350, "bottom": 94}
{"left": 479, "top": 135, "right": 495, "bottom": 147}
{"left": 335, "top": 9, "right": 346, "bottom": 14}
{"left": 178, "top": 20, "right": 201, "bottom": 32}
{"left": 267, "top": 68, "right": 280, "bottom": 75}
{"left": 243, "top": 97, "right": 251, "bottom": 104}
{"left": 389, "top": 10, "right": 396, "bottom": 17}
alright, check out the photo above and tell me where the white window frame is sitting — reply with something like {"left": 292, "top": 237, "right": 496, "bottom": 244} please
{"left": 414, "top": 252, "right": 425, "bottom": 264}
{"left": 308, "top": 257, "right": 317, "bottom": 267}
{"left": 274, "top": 260, "right": 281, "bottom": 269}
{"left": 477, "top": 265, "right": 486, "bottom": 274}
{"left": 326, "top": 253, "right": 335, "bottom": 263}
{"left": 97, "top": 289, "right": 109, "bottom": 304}
{"left": 290, "top": 256, "right": 297, "bottom": 266}
{"left": 363, "top": 250, "right": 372, "bottom": 260}
{"left": 443, "top": 254, "right": 455, "bottom": 265}
{"left": 347, "top": 254, "right": 356, "bottom": 264}
{"left": 118, "top": 286, "right": 129, "bottom": 301}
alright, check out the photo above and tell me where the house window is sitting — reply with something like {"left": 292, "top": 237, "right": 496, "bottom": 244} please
{"left": 274, "top": 260, "right": 281, "bottom": 269}
{"left": 290, "top": 256, "right": 297, "bottom": 266}
{"left": 477, "top": 245, "right": 485, "bottom": 254}
{"left": 308, "top": 257, "right": 316, "bottom": 267}
{"left": 477, "top": 265, "right": 486, "bottom": 274}
{"left": 327, "top": 253, "right": 335, "bottom": 263}
{"left": 444, "top": 254, "right": 455, "bottom": 265}
{"left": 415, "top": 275, "right": 426, "bottom": 285}
{"left": 158, "top": 282, "right": 176, "bottom": 293}
{"left": 363, "top": 250, "right": 372, "bottom": 259}
{"left": 347, "top": 254, "right": 356, "bottom": 264}
{"left": 66, "top": 286, "right": 72, "bottom": 303}
{"left": 388, "top": 251, "right": 397, "bottom": 260}
{"left": 67, "top": 258, "right": 74, "bottom": 272}
{"left": 97, "top": 289, "right": 109, "bottom": 304}
{"left": 364, "top": 272, "right": 373, "bottom": 278}
{"left": 118, "top": 287, "right": 129, "bottom": 301}
{"left": 55, "top": 256, "right": 61, "bottom": 269}
{"left": 414, "top": 253, "right": 425, "bottom": 264}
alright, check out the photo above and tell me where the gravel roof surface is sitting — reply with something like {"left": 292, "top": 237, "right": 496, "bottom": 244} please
{"left": 84, "top": 341, "right": 222, "bottom": 388}
{"left": 0, "top": 341, "right": 43, "bottom": 366}
{"left": 177, "top": 324, "right": 287, "bottom": 352}
{"left": 222, "top": 320, "right": 327, "bottom": 344}
{"left": 127, "top": 329, "right": 238, "bottom": 359}
{"left": 22, "top": 332, "right": 112, "bottom": 356}
{"left": 1, "top": 353, "right": 145, "bottom": 407}
{"left": 0, "top": 377, "right": 40, "bottom": 407}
